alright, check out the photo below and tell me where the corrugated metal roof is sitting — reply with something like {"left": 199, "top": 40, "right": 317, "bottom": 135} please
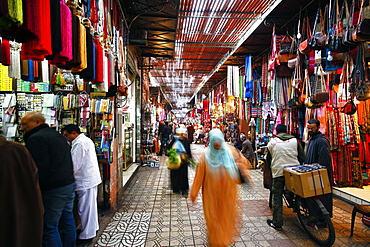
{"left": 122, "top": 0, "right": 326, "bottom": 111}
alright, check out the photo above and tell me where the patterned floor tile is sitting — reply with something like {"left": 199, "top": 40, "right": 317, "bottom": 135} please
{"left": 91, "top": 144, "right": 370, "bottom": 247}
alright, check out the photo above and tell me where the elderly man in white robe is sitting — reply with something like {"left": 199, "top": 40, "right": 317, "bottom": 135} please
{"left": 62, "top": 124, "right": 102, "bottom": 244}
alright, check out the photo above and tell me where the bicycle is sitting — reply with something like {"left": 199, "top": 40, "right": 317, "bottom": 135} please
{"left": 284, "top": 191, "right": 335, "bottom": 247}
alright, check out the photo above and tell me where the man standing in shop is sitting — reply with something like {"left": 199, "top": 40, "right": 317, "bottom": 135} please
{"left": 305, "top": 119, "right": 333, "bottom": 217}
{"left": 241, "top": 131, "right": 255, "bottom": 164}
{"left": 61, "top": 124, "right": 102, "bottom": 244}
{"left": 158, "top": 121, "right": 172, "bottom": 155}
{"left": 266, "top": 124, "right": 305, "bottom": 231}
{"left": 20, "top": 112, "right": 76, "bottom": 247}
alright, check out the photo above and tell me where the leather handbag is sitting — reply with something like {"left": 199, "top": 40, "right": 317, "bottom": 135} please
{"left": 340, "top": 74, "right": 357, "bottom": 114}
{"left": 353, "top": 0, "right": 370, "bottom": 41}
{"left": 355, "top": 79, "right": 370, "bottom": 100}
{"left": 289, "top": 89, "right": 304, "bottom": 108}
{"left": 340, "top": 100, "right": 357, "bottom": 114}
{"left": 329, "top": 0, "right": 351, "bottom": 52}
{"left": 311, "top": 66, "right": 329, "bottom": 103}
{"left": 342, "top": 0, "right": 358, "bottom": 48}
{"left": 276, "top": 63, "right": 293, "bottom": 77}
{"left": 292, "top": 54, "right": 303, "bottom": 88}
{"left": 299, "top": 15, "right": 313, "bottom": 54}
{"left": 279, "top": 34, "right": 295, "bottom": 54}
{"left": 309, "top": 8, "right": 329, "bottom": 50}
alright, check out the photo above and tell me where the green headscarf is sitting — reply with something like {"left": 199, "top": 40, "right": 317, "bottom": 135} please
{"left": 205, "top": 128, "right": 238, "bottom": 179}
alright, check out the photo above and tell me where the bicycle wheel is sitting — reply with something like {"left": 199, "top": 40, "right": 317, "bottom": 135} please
{"left": 295, "top": 197, "right": 335, "bottom": 247}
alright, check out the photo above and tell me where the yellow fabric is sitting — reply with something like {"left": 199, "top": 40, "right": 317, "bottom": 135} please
{"left": 0, "top": 64, "right": 12, "bottom": 91}
{"left": 8, "top": 0, "right": 23, "bottom": 25}
{"left": 63, "top": 96, "right": 71, "bottom": 110}
{"left": 190, "top": 146, "right": 250, "bottom": 246}
{"left": 71, "top": 20, "right": 87, "bottom": 72}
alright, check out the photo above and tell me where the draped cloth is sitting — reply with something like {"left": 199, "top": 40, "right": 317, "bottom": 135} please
{"left": 49, "top": 0, "right": 73, "bottom": 65}
{"left": 21, "top": 0, "right": 52, "bottom": 61}
{"left": 0, "top": 0, "right": 23, "bottom": 31}
{"left": 78, "top": 27, "right": 96, "bottom": 80}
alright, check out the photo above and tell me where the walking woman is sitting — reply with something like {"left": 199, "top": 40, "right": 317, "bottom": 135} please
{"left": 189, "top": 128, "right": 251, "bottom": 246}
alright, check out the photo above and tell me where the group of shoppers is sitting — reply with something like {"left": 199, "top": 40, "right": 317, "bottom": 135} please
{"left": 1, "top": 111, "right": 101, "bottom": 247}
{"left": 2, "top": 112, "right": 331, "bottom": 247}
{"left": 183, "top": 119, "right": 332, "bottom": 246}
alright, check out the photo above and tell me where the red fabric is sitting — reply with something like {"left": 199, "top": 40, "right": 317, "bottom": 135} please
{"left": 203, "top": 99, "right": 209, "bottom": 111}
{"left": 107, "top": 55, "right": 112, "bottom": 86}
{"left": 308, "top": 50, "right": 315, "bottom": 75}
{"left": 1, "top": 39, "right": 11, "bottom": 66}
{"left": 92, "top": 42, "right": 103, "bottom": 84}
{"left": 21, "top": 0, "right": 52, "bottom": 61}
{"left": 23, "top": 0, "right": 40, "bottom": 39}
{"left": 90, "top": 0, "right": 98, "bottom": 24}
{"left": 103, "top": 2, "right": 108, "bottom": 39}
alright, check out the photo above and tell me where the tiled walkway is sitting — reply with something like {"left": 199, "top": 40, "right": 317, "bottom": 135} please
{"left": 91, "top": 144, "right": 370, "bottom": 247}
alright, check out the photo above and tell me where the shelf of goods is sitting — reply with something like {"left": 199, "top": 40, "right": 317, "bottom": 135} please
{"left": 123, "top": 128, "right": 133, "bottom": 171}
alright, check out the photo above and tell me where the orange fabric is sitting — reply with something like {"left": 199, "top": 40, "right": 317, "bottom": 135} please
{"left": 190, "top": 146, "right": 250, "bottom": 246}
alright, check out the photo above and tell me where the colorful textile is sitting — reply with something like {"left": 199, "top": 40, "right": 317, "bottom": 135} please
{"left": 49, "top": 1, "right": 73, "bottom": 66}
{"left": 21, "top": 0, "right": 52, "bottom": 61}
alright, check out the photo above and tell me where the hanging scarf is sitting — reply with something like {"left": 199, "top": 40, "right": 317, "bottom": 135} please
{"left": 245, "top": 55, "right": 252, "bottom": 98}
{"left": 205, "top": 129, "right": 238, "bottom": 180}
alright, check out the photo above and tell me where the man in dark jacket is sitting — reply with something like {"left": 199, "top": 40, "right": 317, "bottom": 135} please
{"left": 21, "top": 112, "right": 76, "bottom": 247}
{"left": 158, "top": 121, "right": 172, "bottom": 155}
{"left": 305, "top": 119, "right": 333, "bottom": 217}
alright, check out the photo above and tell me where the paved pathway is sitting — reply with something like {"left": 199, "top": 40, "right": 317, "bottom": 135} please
{"left": 90, "top": 144, "right": 370, "bottom": 246}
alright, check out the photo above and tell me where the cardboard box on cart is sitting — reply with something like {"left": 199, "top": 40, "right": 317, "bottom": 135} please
{"left": 284, "top": 167, "right": 332, "bottom": 198}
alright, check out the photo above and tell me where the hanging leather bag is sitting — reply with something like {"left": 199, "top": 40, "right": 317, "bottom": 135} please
{"left": 309, "top": 8, "right": 329, "bottom": 49}
{"left": 341, "top": 99, "right": 357, "bottom": 114}
{"left": 311, "top": 65, "right": 330, "bottom": 103}
{"left": 340, "top": 58, "right": 357, "bottom": 114}
{"left": 329, "top": 0, "right": 350, "bottom": 52}
{"left": 279, "top": 34, "right": 294, "bottom": 54}
{"left": 308, "top": 9, "right": 321, "bottom": 50}
{"left": 351, "top": 43, "right": 370, "bottom": 100}
{"left": 317, "top": 6, "right": 330, "bottom": 48}
{"left": 299, "top": 14, "right": 313, "bottom": 54}
{"left": 276, "top": 63, "right": 294, "bottom": 77}
{"left": 343, "top": 0, "right": 358, "bottom": 48}
{"left": 353, "top": 0, "right": 370, "bottom": 41}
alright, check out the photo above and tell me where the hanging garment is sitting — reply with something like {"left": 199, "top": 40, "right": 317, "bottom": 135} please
{"left": 21, "top": 60, "right": 34, "bottom": 81}
{"left": 49, "top": 1, "right": 73, "bottom": 66}
{"left": 92, "top": 41, "right": 104, "bottom": 84}
{"left": 78, "top": 27, "right": 96, "bottom": 80}
{"left": 70, "top": 20, "right": 87, "bottom": 72}
{"left": 59, "top": 12, "right": 81, "bottom": 70}
{"left": 0, "top": 0, "right": 23, "bottom": 31}
{"left": 245, "top": 55, "right": 252, "bottom": 98}
{"left": 9, "top": 43, "right": 21, "bottom": 79}
{"left": 49, "top": 0, "right": 62, "bottom": 55}
{"left": 21, "top": 0, "right": 52, "bottom": 61}
{"left": 1, "top": 39, "right": 11, "bottom": 66}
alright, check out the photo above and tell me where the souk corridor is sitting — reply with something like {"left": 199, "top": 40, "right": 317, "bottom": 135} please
{"left": 88, "top": 144, "right": 370, "bottom": 247}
